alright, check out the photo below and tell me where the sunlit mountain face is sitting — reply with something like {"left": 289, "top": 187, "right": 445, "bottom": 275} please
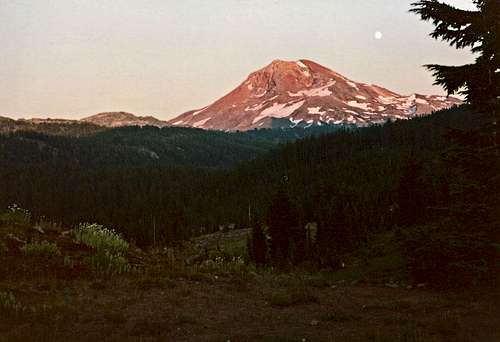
{"left": 168, "top": 59, "right": 461, "bottom": 131}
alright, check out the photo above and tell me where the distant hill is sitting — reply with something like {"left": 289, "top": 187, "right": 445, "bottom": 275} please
{"left": 81, "top": 112, "right": 169, "bottom": 128}
{"left": 0, "top": 117, "right": 104, "bottom": 136}
{"left": 0, "top": 112, "right": 169, "bottom": 133}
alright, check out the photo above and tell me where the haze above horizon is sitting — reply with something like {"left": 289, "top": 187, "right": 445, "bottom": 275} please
{"left": 1, "top": 0, "right": 477, "bottom": 120}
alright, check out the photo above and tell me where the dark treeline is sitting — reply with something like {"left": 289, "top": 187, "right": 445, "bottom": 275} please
{"left": 0, "top": 124, "right": 342, "bottom": 169}
{"left": 2, "top": 105, "right": 499, "bottom": 287}
{"left": 0, "top": 105, "right": 479, "bottom": 244}
{"left": 0, "top": 122, "right": 342, "bottom": 242}
{"left": 244, "top": 104, "right": 498, "bottom": 287}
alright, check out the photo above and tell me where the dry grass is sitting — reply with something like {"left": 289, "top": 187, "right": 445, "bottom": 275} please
{"left": 1, "top": 226, "right": 499, "bottom": 342}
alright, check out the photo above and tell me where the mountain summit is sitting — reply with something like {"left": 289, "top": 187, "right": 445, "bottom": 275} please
{"left": 168, "top": 59, "right": 461, "bottom": 131}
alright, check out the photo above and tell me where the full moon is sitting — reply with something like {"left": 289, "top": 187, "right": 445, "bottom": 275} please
{"left": 374, "top": 31, "right": 383, "bottom": 40}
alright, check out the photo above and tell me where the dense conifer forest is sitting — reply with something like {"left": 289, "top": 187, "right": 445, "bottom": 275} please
{"left": 3, "top": 104, "right": 498, "bottom": 287}
{"left": 0, "top": 124, "right": 341, "bottom": 168}
{"left": 0, "top": 105, "right": 483, "bottom": 235}
{"left": 0, "top": 104, "right": 497, "bottom": 283}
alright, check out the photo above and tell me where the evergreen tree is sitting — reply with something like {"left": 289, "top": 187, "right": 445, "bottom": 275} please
{"left": 412, "top": 0, "right": 500, "bottom": 232}
{"left": 406, "top": 1, "right": 500, "bottom": 287}
{"left": 249, "top": 222, "right": 267, "bottom": 266}
{"left": 411, "top": 0, "right": 500, "bottom": 145}
{"left": 316, "top": 199, "right": 353, "bottom": 269}
{"left": 398, "top": 157, "right": 427, "bottom": 226}
{"left": 266, "top": 188, "right": 299, "bottom": 265}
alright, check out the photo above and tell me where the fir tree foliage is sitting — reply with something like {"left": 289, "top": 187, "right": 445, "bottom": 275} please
{"left": 406, "top": 1, "right": 500, "bottom": 288}
{"left": 411, "top": 0, "right": 500, "bottom": 111}
{"left": 266, "top": 187, "right": 301, "bottom": 265}
{"left": 249, "top": 222, "right": 267, "bottom": 266}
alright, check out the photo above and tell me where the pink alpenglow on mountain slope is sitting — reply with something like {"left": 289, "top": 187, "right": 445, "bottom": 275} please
{"left": 168, "top": 59, "right": 461, "bottom": 131}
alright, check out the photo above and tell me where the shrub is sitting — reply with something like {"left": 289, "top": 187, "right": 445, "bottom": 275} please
{"left": 0, "top": 241, "right": 7, "bottom": 254}
{"left": 135, "top": 275, "right": 176, "bottom": 290}
{"left": 21, "top": 241, "right": 61, "bottom": 258}
{"left": 0, "top": 291, "right": 17, "bottom": 310}
{"left": 35, "top": 217, "right": 62, "bottom": 233}
{"left": 403, "top": 224, "right": 500, "bottom": 288}
{"left": 266, "top": 277, "right": 318, "bottom": 307}
{"left": 91, "top": 251, "right": 130, "bottom": 276}
{"left": 73, "top": 223, "right": 130, "bottom": 276}
{"left": 0, "top": 204, "right": 31, "bottom": 230}
{"left": 248, "top": 224, "right": 268, "bottom": 266}
{"left": 267, "top": 287, "right": 317, "bottom": 307}
{"left": 0, "top": 292, "right": 25, "bottom": 316}
{"left": 73, "top": 223, "right": 128, "bottom": 255}
{"left": 199, "top": 255, "right": 246, "bottom": 275}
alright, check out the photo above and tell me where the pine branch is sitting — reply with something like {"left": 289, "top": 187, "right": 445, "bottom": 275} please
{"left": 410, "top": 0, "right": 482, "bottom": 49}
{"left": 425, "top": 64, "right": 474, "bottom": 96}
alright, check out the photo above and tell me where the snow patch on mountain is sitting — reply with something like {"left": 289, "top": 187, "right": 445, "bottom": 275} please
{"left": 346, "top": 81, "right": 359, "bottom": 90}
{"left": 297, "top": 61, "right": 308, "bottom": 69}
{"left": 378, "top": 96, "right": 397, "bottom": 105}
{"left": 308, "top": 107, "right": 325, "bottom": 115}
{"left": 288, "top": 81, "right": 335, "bottom": 97}
{"left": 347, "top": 101, "right": 370, "bottom": 110}
{"left": 192, "top": 107, "right": 208, "bottom": 116}
{"left": 252, "top": 100, "right": 305, "bottom": 124}
{"left": 193, "top": 117, "right": 211, "bottom": 128}
{"left": 167, "top": 59, "right": 461, "bottom": 131}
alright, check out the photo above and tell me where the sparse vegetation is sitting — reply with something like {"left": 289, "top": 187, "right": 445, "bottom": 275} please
{"left": 71, "top": 223, "right": 130, "bottom": 276}
{"left": 0, "top": 222, "right": 498, "bottom": 341}
{"left": 366, "top": 322, "right": 435, "bottom": 342}
{"left": 266, "top": 277, "right": 318, "bottom": 307}
{"left": 90, "top": 251, "right": 130, "bottom": 276}
{"left": 0, "top": 291, "right": 33, "bottom": 320}
{"left": 0, "top": 204, "right": 32, "bottom": 238}
{"left": 0, "top": 292, "right": 21, "bottom": 314}
{"left": 73, "top": 223, "right": 129, "bottom": 255}
{"left": 20, "top": 240, "right": 61, "bottom": 258}
{"left": 403, "top": 224, "right": 499, "bottom": 288}
{"left": 320, "top": 310, "right": 359, "bottom": 323}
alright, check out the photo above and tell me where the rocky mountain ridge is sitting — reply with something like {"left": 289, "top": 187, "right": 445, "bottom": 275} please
{"left": 1, "top": 59, "right": 461, "bottom": 131}
{"left": 168, "top": 59, "right": 461, "bottom": 131}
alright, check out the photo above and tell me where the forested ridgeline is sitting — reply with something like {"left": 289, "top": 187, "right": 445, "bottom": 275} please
{"left": 0, "top": 124, "right": 341, "bottom": 169}
{"left": 0, "top": 105, "right": 478, "bottom": 241}
{"left": 0, "top": 118, "right": 105, "bottom": 136}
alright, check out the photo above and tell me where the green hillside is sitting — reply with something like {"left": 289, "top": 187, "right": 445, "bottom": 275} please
{"left": 0, "top": 124, "right": 341, "bottom": 169}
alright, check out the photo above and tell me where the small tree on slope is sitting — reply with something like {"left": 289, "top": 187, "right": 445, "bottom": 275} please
{"left": 249, "top": 222, "right": 267, "bottom": 266}
{"left": 266, "top": 188, "right": 300, "bottom": 266}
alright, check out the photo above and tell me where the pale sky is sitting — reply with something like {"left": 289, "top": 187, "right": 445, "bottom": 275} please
{"left": 0, "top": 0, "right": 477, "bottom": 120}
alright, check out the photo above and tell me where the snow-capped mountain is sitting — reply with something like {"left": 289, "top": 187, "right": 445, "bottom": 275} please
{"left": 81, "top": 112, "right": 168, "bottom": 128}
{"left": 168, "top": 59, "right": 461, "bottom": 131}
